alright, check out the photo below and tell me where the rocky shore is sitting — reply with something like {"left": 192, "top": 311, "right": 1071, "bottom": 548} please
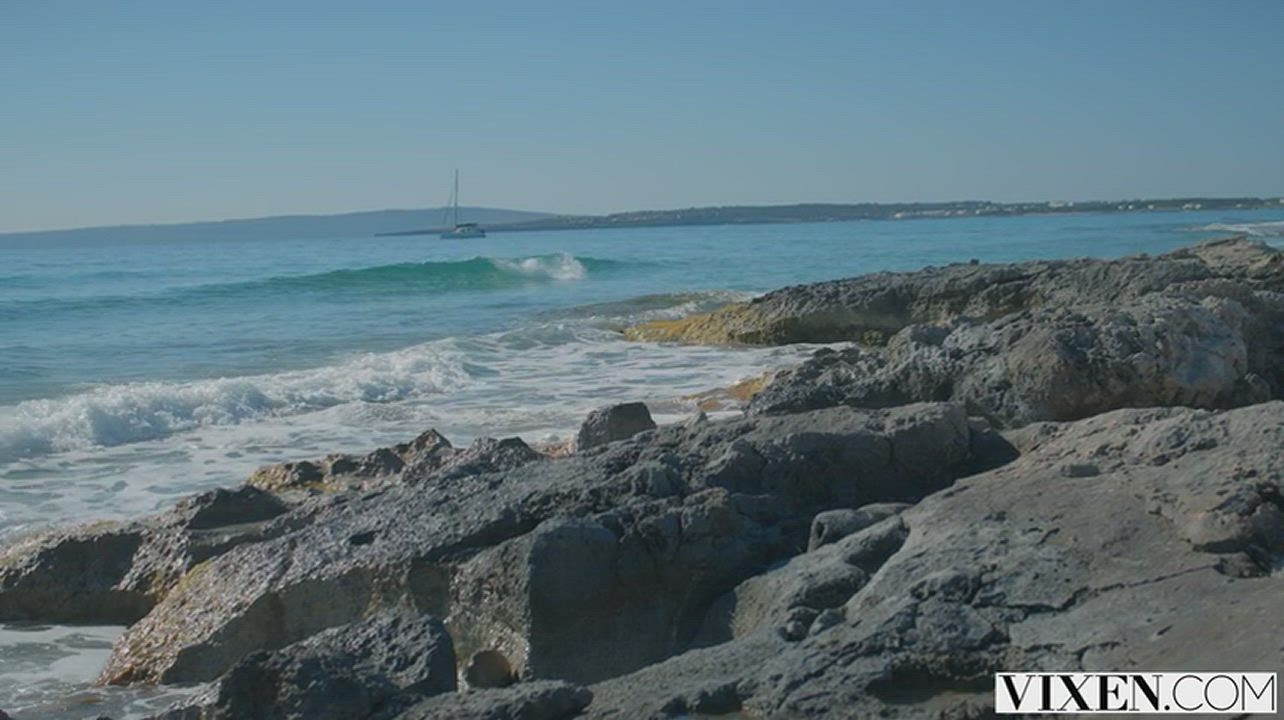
{"left": 2, "top": 237, "right": 1283, "bottom": 719}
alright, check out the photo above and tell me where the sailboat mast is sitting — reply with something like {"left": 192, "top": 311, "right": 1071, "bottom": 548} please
{"left": 453, "top": 169, "right": 460, "bottom": 227}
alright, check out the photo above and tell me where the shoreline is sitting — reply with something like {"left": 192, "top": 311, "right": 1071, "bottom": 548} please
{"left": 2, "top": 235, "right": 1283, "bottom": 718}
{"left": 376, "top": 197, "right": 1284, "bottom": 237}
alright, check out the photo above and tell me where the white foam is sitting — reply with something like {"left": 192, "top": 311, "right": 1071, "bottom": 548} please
{"left": 0, "top": 303, "right": 827, "bottom": 716}
{"left": 0, "top": 325, "right": 825, "bottom": 538}
{"left": 0, "top": 620, "right": 191, "bottom": 719}
{"left": 491, "top": 252, "right": 587, "bottom": 280}
{"left": 0, "top": 343, "right": 471, "bottom": 463}
{"left": 1192, "top": 220, "right": 1284, "bottom": 238}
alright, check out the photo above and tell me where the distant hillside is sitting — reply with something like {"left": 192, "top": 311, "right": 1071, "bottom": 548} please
{"left": 0, "top": 207, "right": 551, "bottom": 245}
{"left": 381, "top": 197, "right": 1284, "bottom": 236}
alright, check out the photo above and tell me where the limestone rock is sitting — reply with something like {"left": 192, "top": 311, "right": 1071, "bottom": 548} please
{"left": 0, "top": 522, "right": 148, "bottom": 624}
{"left": 807, "top": 503, "right": 910, "bottom": 551}
{"left": 98, "top": 404, "right": 977, "bottom": 686}
{"left": 575, "top": 402, "right": 657, "bottom": 451}
{"left": 152, "top": 609, "right": 455, "bottom": 720}
{"left": 390, "top": 681, "right": 591, "bottom": 720}
{"left": 752, "top": 292, "right": 1280, "bottom": 427}
{"left": 408, "top": 437, "right": 543, "bottom": 483}
{"left": 625, "top": 237, "right": 1284, "bottom": 347}
{"left": 587, "top": 401, "right": 1284, "bottom": 718}
{"left": 0, "top": 485, "right": 290, "bottom": 624}
{"left": 247, "top": 430, "right": 454, "bottom": 492}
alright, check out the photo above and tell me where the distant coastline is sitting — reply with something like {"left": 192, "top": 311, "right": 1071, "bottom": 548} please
{"left": 378, "top": 196, "right": 1284, "bottom": 237}
{"left": 6, "top": 197, "right": 1282, "bottom": 244}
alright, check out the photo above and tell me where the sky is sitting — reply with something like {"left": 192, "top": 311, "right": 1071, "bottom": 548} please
{"left": 2, "top": 1, "right": 1283, "bottom": 232}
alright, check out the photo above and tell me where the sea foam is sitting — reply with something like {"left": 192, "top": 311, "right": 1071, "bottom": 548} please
{"left": 491, "top": 253, "right": 589, "bottom": 280}
{"left": 1193, "top": 220, "right": 1284, "bottom": 238}
{"left": 0, "top": 344, "right": 471, "bottom": 463}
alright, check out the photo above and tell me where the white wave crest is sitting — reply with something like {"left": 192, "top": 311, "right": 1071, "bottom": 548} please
{"left": 1192, "top": 220, "right": 1284, "bottom": 237}
{"left": 0, "top": 345, "right": 470, "bottom": 463}
{"left": 490, "top": 252, "right": 587, "bottom": 281}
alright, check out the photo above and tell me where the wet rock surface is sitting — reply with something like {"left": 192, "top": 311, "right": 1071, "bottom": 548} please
{"left": 0, "top": 485, "right": 291, "bottom": 625}
{"left": 3, "top": 238, "right": 1281, "bottom": 719}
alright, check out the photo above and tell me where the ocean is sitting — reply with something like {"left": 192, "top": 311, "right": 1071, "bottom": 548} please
{"left": 1, "top": 208, "right": 1283, "bottom": 717}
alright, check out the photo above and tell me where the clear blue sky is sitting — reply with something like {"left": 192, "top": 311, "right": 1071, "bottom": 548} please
{"left": 3, "top": 0, "right": 1282, "bottom": 232}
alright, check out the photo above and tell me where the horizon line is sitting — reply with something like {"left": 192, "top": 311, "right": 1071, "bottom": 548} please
{"left": 4, "top": 193, "right": 1284, "bottom": 236}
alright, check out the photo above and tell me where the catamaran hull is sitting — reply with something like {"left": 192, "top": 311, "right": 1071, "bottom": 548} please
{"left": 441, "top": 227, "right": 486, "bottom": 238}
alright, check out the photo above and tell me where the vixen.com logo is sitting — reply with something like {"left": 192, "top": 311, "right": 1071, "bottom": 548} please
{"left": 995, "top": 673, "right": 1276, "bottom": 714}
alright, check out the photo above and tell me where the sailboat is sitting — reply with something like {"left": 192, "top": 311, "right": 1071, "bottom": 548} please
{"left": 440, "top": 170, "right": 486, "bottom": 239}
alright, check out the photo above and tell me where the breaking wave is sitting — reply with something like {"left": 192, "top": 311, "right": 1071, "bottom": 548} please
{"left": 1191, "top": 220, "right": 1284, "bottom": 238}
{"left": 0, "top": 343, "right": 471, "bottom": 463}
{"left": 0, "top": 253, "right": 629, "bottom": 320}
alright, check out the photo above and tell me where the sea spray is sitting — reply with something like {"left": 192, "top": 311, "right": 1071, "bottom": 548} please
{"left": 1191, "top": 220, "right": 1284, "bottom": 238}
{"left": 0, "top": 344, "right": 472, "bottom": 462}
{"left": 0, "top": 289, "right": 768, "bottom": 465}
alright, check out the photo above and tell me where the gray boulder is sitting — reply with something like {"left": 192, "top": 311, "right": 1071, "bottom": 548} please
{"left": 753, "top": 292, "right": 1279, "bottom": 427}
{"left": 153, "top": 609, "right": 455, "bottom": 720}
{"left": 588, "top": 401, "right": 1284, "bottom": 718}
{"left": 575, "top": 402, "right": 657, "bottom": 451}
{"left": 408, "top": 437, "right": 544, "bottom": 483}
{"left": 0, "top": 433, "right": 546, "bottom": 629}
{"left": 626, "top": 236, "right": 1284, "bottom": 345}
{"left": 807, "top": 503, "right": 910, "bottom": 551}
{"left": 0, "top": 522, "right": 148, "bottom": 624}
{"left": 247, "top": 430, "right": 545, "bottom": 492}
{"left": 98, "top": 403, "right": 979, "bottom": 686}
{"left": 0, "top": 485, "right": 289, "bottom": 624}
{"left": 247, "top": 429, "right": 453, "bottom": 493}
{"left": 390, "top": 681, "right": 591, "bottom": 720}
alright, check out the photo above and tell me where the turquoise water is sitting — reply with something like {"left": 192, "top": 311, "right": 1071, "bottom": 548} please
{"left": 6, "top": 209, "right": 1283, "bottom": 405}
{"left": 1, "top": 207, "right": 1283, "bottom": 717}
{"left": 2, "top": 209, "right": 1284, "bottom": 531}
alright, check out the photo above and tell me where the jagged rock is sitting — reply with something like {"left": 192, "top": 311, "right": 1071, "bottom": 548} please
{"left": 12, "top": 237, "right": 1284, "bottom": 720}
{"left": 575, "top": 402, "right": 657, "bottom": 450}
{"left": 0, "top": 485, "right": 290, "bottom": 624}
{"left": 0, "top": 522, "right": 148, "bottom": 624}
{"left": 121, "top": 486, "right": 292, "bottom": 601}
{"left": 152, "top": 609, "right": 455, "bottom": 720}
{"left": 807, "top": 503, "right": 910, "bottom": 551}
{"left": 248, "top": 429, "right": 454, "bottom": 492}
{"left": 625, "top": 237, "right": 1284, "bottom": 346}
{"left": 752, "top": 292, "right": 1281, "bottom": 427}
{"left": 98, "top": 403, "right": 979, "bottom": 686}
{"left": 530, "top": 437, "right": 576, "bottom": 459}
{"left": 450, "top": 494, "right": 784, "bottom": 684}
{"left": 408, "top": 437, "right": 544, "bottom": 482}
{"left": 247, "top": 430, "right": 544, "bottom": 493}
{"left": 696, "top": 515, "right": 908, "bottom": 646}
{"left": 587, "top": 401, "right": 1284, "bottom": 718}
{"left": 390, "top": 681, "right": 592, "bottom": 720}
{"left": 0, "top": 429, "right": 549, "bottom": 631}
